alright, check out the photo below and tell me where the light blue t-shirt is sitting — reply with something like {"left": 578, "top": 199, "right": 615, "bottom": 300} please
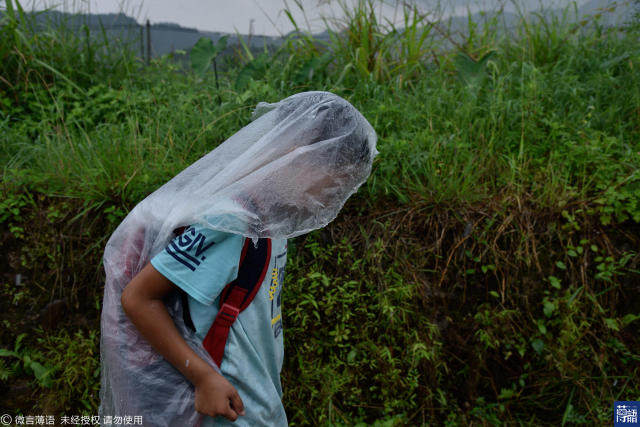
{"left": 150, "top": 225, "right": 288, "bottom": 426}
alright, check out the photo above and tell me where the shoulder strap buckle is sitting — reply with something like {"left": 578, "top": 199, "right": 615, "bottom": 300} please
{"left": 217, "top": 303, "right": 240, "bottom": 327}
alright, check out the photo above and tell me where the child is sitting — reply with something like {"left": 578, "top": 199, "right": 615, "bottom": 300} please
{"left": 99, "top": 92, "right": 377, "bottom": 426}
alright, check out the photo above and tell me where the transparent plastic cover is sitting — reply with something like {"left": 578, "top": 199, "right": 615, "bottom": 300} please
{"left": 99, "top": 91, "right": 378, "bottom": 425}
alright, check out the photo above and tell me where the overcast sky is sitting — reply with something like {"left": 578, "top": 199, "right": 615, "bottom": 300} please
{"left": 24, "top": 0, "right": 597, "bottom": 36}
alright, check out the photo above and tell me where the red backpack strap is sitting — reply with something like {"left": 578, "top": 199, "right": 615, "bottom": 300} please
{"left": 202, "top": 238, "right": 272, "bottom": 367}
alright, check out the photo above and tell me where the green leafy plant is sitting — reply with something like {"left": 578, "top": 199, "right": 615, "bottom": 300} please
{"left": 0, "top": 191, "right": 34, "bottom": 239}
{"left": 235, "top": 52, "right": 270, "bottom": 91}
{"left": 190, "top": 36, "right": 228, "bottom": 102}
{"left": 0, "top": 333, "right": 55, "bottom": 388}
{"left": 38, "top": 329, "right": 101, "bottom": 412}
{"left": 454, "top": 50, "right": 495, "bottom": 89}
{"left": 190, "top": 36, "right": 228, "bottom": 76}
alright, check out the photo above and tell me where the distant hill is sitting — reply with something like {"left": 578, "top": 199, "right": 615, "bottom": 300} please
{"left": 1, "top": 1, "right": 632, "bottom": 61}
{"left": 0, "top": 9, "right": 286, "bottom": 59}
{"left": 28, "top": 10, "right": 139, "bottom": 28}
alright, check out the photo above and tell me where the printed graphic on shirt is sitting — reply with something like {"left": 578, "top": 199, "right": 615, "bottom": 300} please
{"left": 165, "top": 226, "right": 216, "bottom": 271}
{"left": 270, "top": 249, "right": 287, "bottom": 338}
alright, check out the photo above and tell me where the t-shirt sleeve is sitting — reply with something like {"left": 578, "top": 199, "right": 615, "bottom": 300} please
{"left": 150, "top": 225, "right": 245, "bottom": 306}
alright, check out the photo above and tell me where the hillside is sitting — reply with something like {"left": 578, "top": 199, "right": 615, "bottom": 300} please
{"left": 1, "top": 0, "right": 632, "bottom": 58}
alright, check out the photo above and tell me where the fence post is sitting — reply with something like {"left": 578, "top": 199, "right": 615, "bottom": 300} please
{"left": 140, "top": 25, "right": 144, "bottom": 61}
{"left": 146, "top": 19, "right": 151, "bottom": 64}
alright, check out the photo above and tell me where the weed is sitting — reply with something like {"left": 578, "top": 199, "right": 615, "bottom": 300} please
{"left": 37, "top": 329, "right": 101, "bottom": 413}
{"left": 0, "top": 333, "right": 55, "bottom": 388}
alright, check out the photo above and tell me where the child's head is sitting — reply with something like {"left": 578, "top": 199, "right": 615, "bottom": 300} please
{"left": 137, "top": 91, "right": 377, "bottom": 239}
{"left": 236, "top": 92, "right": 376, "bottom": 221}
{"left": 288, "top": 98, "right": 373, "bottom": 170}
{"left": 249, "top": 91, "right": 375, "bottom": 173}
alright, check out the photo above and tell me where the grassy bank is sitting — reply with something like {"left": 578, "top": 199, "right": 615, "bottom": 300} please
{"left": 1, "top": 0, "right": 639, "bottom": 424}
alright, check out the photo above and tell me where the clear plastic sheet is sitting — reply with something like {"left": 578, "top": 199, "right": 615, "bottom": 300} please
{"left": 99, "top": 91, "right": 377, "bottom": 426}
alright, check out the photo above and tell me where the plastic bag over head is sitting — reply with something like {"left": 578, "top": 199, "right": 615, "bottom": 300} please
{"left": 99, "top": 91, "right": 377, "bottom": 425}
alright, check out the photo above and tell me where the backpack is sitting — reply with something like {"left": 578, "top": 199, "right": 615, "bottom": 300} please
{"left": 183, "top": 236, "right": 272, "bottom": 366}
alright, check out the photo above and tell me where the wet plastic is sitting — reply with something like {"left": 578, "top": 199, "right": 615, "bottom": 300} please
{"left": 99, "top": 91, "right": 378, "bottom": 425}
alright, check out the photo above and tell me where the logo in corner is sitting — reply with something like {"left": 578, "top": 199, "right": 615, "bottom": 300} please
{"left": 615, "top": 401, "right": 639, "bottom": 426}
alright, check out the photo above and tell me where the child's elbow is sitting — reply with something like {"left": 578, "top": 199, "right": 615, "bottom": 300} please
{"left": 121, "top": 285, "right": 137, "bottom": 318}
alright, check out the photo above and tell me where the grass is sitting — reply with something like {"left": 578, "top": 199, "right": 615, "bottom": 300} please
{"left": 1, "top": 0, "right": 639, "bottom": 424}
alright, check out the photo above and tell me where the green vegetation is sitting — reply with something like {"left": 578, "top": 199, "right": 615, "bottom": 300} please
{"left": 0, "top": 333, "right": 54, "bottom": 389}
{"left": 1, "top": 0, "right": 639, "bottom": 424}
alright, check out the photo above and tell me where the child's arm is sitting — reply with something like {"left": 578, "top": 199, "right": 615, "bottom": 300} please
{"left": 121, "top": 263, "right": 245, "bottom": 421}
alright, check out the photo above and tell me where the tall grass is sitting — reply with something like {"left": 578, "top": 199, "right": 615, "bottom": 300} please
{"left": 0, "top": 0, "right": 137, "bottom": 105}
{"left": 3, "top": 0, "right": 639, "bottom": 215}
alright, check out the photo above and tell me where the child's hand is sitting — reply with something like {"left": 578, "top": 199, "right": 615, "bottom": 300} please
{"left": 121, "top": 264, "right": 246, "bottom": 421}
{"left": 194, "top": 370, "right": 245, "bottom": 421}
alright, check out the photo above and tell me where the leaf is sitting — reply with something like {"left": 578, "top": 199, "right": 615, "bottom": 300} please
{"left": 568, "top": 286, "right": 583, "bottom": 306}
{"left": 543, "top": 301, "right": 556, "bottom": 318}
{"left": 604, "top": 318, "right": 619, "bottom": 331}
{"left": 0, "top": 359, "right": 10, "bottom": 381}
{"left": 0, "top": 349, "right": 19, "bottom": 357}
{"left": 622, "top": 313, "right": 640, "bottom": 325}
{"left": 29, "top": 361, "right": 53, "bottom": 388}
{"left": 537, "top": 319, "right": 547, "bottom": 335}
{"left": 235, "top": 53, "right": 269, "bottom": 91}
{"left": 191, "top": 38, "right": 215, "bottom": 76}
{"left": 381, "top": 418, "right": 397, "bottom": 427}
{"left": 190, "top": 36, "right": 228, "bottom": 76}
{"left": 531, "top": 339, "right": 544, "bottom": 355}
{"left": 481, "top": 264, "right": 495, "bottom": 274}
{"left": 454, "top": 51, "right": 494, "bottom": 88}
{"left": 548, "top": 276, "right": 562, "bottom": 289}
{"left": 215, "top": 36, "right": 229, "bottom": 56}
{"left": 15, "top": 333, "right": 27, "bottom": 351}
{"left": 294, "top": 52, "right": 332, "bottom": 84}
{"left": 498, "top": 388, "right": 515, "bottom": 399}
{"left": 347, "top": 349, "right": 357, "bottom": 363}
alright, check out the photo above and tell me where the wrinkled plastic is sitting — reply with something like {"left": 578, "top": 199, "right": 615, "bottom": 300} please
{"left": 99, "top": 91, "right": 378, "bottom": 426}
